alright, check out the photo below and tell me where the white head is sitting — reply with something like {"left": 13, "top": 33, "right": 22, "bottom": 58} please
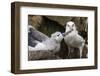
{"left": 51, "top": 32, "right": 63, "bottom": 43}
{"left": 65, "top": 21, "right": 76, "bottom": 32}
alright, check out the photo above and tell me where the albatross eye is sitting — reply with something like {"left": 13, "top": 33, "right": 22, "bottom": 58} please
{"left": 67, "top": 24, "right": 69, "bottom": 27}
{"left": 72, "top": 24, "right": 74, "bottom": 27}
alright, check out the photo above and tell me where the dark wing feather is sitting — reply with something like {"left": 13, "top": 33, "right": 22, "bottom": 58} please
{"left": 28, "top": 25, "right": 49, "bottom": 47}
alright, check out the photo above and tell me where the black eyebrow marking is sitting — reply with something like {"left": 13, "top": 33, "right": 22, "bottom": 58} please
{"left": 67, "top": 24, "right": 69, "bottom": 27}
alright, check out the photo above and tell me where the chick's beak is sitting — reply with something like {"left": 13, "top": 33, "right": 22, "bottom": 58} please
{"left": 62, "top": 33, "right": 65, "bottom": 36}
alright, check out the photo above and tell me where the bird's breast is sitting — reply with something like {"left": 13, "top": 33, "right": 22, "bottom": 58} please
{"left": 64, "top": 33, "right": 85, "bottom": 48}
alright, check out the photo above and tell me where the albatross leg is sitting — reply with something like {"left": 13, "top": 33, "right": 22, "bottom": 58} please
{"left": 68, "top": 47, "right": 71, "bottom": 59}
{"left": 79, "top": 47, "right": 82, "bottom": 58}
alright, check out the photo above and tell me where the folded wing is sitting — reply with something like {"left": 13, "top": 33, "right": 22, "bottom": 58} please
{"left": 28, "top": 25, "right": 49, "bottom": 47}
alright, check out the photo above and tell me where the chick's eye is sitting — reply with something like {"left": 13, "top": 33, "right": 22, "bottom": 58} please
{"left": 57, "top": 34, "right": 60, "bottom": 36}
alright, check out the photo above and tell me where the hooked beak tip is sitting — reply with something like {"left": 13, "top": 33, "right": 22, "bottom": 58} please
{"left": 62, "top": 33, "right": 65, "bottom": 36}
